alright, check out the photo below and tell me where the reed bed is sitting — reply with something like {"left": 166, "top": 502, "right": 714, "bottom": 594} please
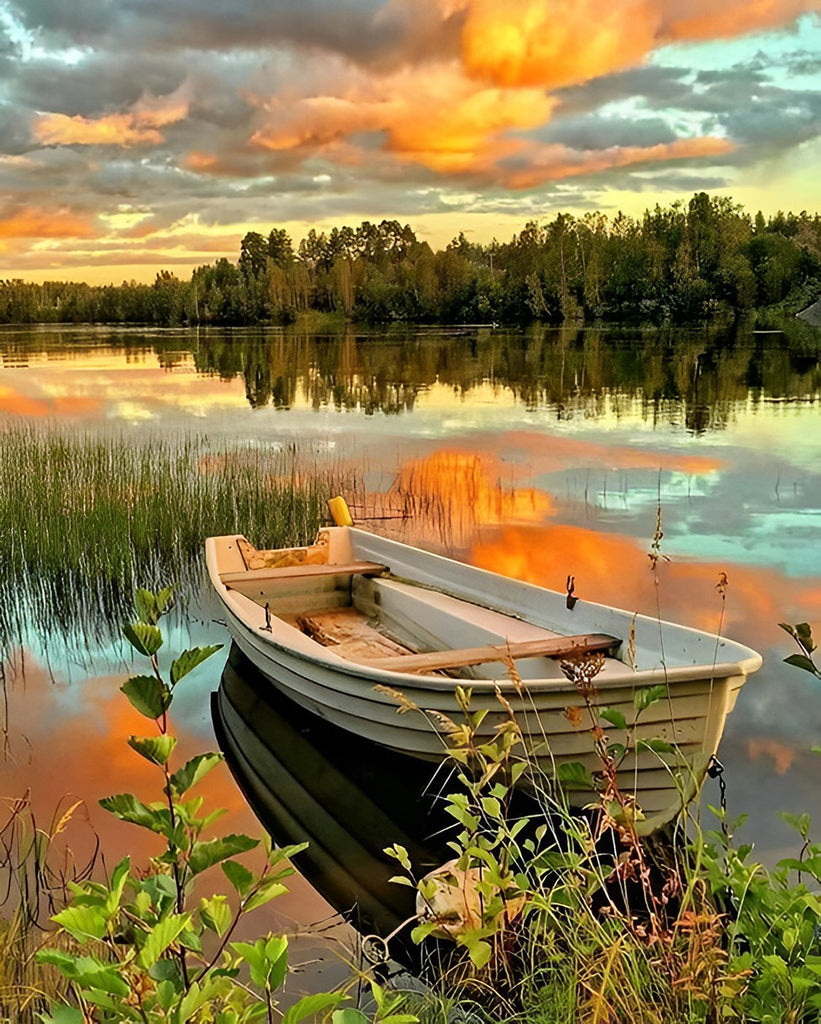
{"left": 0, "top": 422, "right": 352, "bottom": 650}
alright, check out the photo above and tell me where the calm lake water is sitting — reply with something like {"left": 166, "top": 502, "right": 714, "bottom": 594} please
{"left": 1, "top": 322, "right": 820, "bottom": 969}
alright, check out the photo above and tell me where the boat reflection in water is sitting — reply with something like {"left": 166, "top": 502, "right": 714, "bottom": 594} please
{"left": 212, "top": 643, "right": 456, "bottom": 959}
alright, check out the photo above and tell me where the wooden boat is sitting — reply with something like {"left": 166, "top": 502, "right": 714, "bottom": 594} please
{"left": 206, "top": 500, "right": 762, "bottom": 833}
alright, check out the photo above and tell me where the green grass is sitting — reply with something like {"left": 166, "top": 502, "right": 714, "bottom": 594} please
{"left": 0, "top": 423, "right": 352, "bottom": 648}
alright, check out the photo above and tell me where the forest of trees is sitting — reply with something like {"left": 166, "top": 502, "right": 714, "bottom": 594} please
{"left": 1, "top": 194, "right": 819, "bottom": 328}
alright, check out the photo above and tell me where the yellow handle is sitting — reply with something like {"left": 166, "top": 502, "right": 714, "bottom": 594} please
{"left": 328, "top": 496, "right": 353, "bottom": 526}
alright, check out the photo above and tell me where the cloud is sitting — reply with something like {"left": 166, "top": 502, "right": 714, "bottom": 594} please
{"left": 664, "top": 0, "right": 817, "bottom": 43}
{"left": 34, "top": 86, "right": 190, "bottom": 147}
{"left": 501, "top": 136, "right": 735, "bottom": 189}
{"left": 248, "top": 63, "right": 555, "bottom": 177}
{"left": 0, "top": 205, "right": 97, "bottom": 240}
{"left": 453, "top": 0, "right": 818, "bottom": 88}
{"left": 455, "top": 0, "right": 664, "bottom": 89}
{"left": 1, "top": 0, "right": 817, "bottom": 280}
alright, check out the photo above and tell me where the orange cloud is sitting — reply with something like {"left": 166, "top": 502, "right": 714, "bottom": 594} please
{"left": 457, "top": 0, "right": 663, "bottom": 89}
{"left": 246, "top": 37, "right": 736, "bottom": 185}
{"left": 464, "top": 429, "right": 726, "bottom": 477}
{"left": 452, "top": 0, "right": 817, "bottom": 88}
{"left": 35, "top": 89, "right": 189, "bottom": 147}
{"left": 390, "top": 449, "right": 553, "bottom": 539}
{"left": 249, "top": 65, "right": 552, "bottom": 176}
{"left": 665, "top": 0, "right": 817, "bottom": 43}
{"left": 0, "top": 387, "right": 52, "bottom": 417}
{"left": 0, "top": 207, "right": 96, "bottom": 240}
{"left": 503, "top": 137, "right": 736, "bottom": 189}
{"left": 468, "top": 521, "right": 795, "bottom": 649}
{"left": 747, "top": 738, "right": 796, "bottom": 775}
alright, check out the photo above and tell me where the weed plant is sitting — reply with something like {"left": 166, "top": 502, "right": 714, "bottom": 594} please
{"left": 28, "top": 589, "right": 416, "bottom": 1024}
{"left": 0, "top": 423, "right": 351, "bottom": 650}
{"left": 384, "top": 624, "right": 821, "bottom": 1023}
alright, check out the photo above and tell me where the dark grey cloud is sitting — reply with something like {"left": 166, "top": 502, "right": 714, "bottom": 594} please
{"left": 8, "top": 0, "right": 462, "bottom": 71}
{"left": 0, "top": 103, "right": 34, "bottom": 155}
{"left": 550, "top": 56, "right": 820, "bottom": 173}
{"left": 554, "top": 65, "right": 695, "bottom": 118}
{"left": 538, "top": 114, "right": 679, "bottom": 150}
{"left": 8, "top": 54, "right": 186, "bottom": 117}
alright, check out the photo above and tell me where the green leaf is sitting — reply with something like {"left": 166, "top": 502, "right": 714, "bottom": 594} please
{"left": 779, "top": 811, "right": 812, "bottom": 840}
{"left": 466, "top": 939, "right": 493, "bottom": 969}
{"left": 35, "top": 953, "right": 130, "bottom": 998}
{"left": 149, "top": 959, "right": 183, "bottom": 986}
{"left": 784, "top": 653, "right": 820, "bottom": 676}
{"left": 179, "top": 928, "right": 202, "bottom": 955}
{"left": 637, "top": 738, "right": 676, "bottom": 754}
{"left": 36, "top": 950, "right": 79, "bottom": 973}
{"left": 189, "top": 834, "right": 259, "bottom": 876}
{"left": 171, "top": 645, "right": 223, "bottom": 686}
{"left": 600, "top": 708, "right": 627, "bottom": 731}
{"left": 232, "top": 936, "right": 288, "bottom": 989}
{"left": 268, "top": 841, "right": 308, "bottom": 866}
{"left": 169, "top": 752, "right": 224, "bottom": 797}
{"left": 76, "top": 962, "right": 131, "bottom": 998}
{"left": 385, "top": 844, "right": 411, "bottom": 871}
{"left": 222, "top": 859, "right": 255, "bottom": 895}
{"left": 199, "top": 895, "right": 232, "bottom": 935}
{"left": 36, "top": 1004, "right": 84, "bottom": 1024}
{"left": 121, "top": 675, "right": 171, "bottom": 720}
{"left": 104, "top": 857, "right": 131, "bottom": 917}
{"left": 780, "top": 621, "right": 816, "bottom": 654}
{"left": 556, "top": 762, "right": 592, "bottom": 789}
{"left": 123, "top": 621, "right": 164, "bottom": 657}
{"left": 410, "top": 921, "right": 439, "bottom": 943}
{"left": 177, "top": 980, "right": 215, "bottom": 1023}
{"left": 634, "top": 684, "right": 667, "bottom": 712}
{"left": 135, "top": 587, "right": 174, "bottom": 626}
{"left": 332, "top": 1011, "right": 369, "bottom": 1024}
{"left": 156, "top": 980, "right": 177, "bottom": 1012}
{"left": 128, "top": 734, "right": 177, "bottom": 766}
{"left": 99, "top": 793, "right": 171, "bottom": 835}
{"left": 141, "top": 873, "right": 177, "bottom": 909}
{"left": 480, "top": 796, "right": 501, "bottom": 818}
{"left": 51, "top": 905, "right": 108, "bottom": 942}
{"left": 265, "top": 934, "right": 289, "bottom": 990}
{"left": 243, "top": 878, "right": 288, "bottom": 913}
{"left": 283, "top": 993, "right": 346, "bottom": 1024}
{"left": 137, "top": 913, "right": 192, "bottom": 969}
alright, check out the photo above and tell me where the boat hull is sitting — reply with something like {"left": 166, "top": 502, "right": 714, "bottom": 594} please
{"left": 206, "top": 527, "right": 762, "bottom": 833}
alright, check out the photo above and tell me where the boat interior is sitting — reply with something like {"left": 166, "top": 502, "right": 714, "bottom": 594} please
{"left": 213, "top": 534, "right": 622, "bottom": 680}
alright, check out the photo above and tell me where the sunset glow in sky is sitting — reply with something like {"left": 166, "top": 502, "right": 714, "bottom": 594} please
{"left": 1, "top": 0, "right": 819, "bottom": 283}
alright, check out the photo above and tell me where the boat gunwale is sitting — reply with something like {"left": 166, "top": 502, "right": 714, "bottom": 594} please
{"left": 206, "top": 531, "right": 763, "bottom": 690}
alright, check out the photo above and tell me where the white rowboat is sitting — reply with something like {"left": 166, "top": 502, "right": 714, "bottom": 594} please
{"left": 206, "top": 506, "right": 762, "bottom": 833}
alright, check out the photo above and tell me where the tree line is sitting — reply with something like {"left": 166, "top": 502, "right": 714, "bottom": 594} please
{"left": 2, "top": 194, "right": 819, "bottom": 327}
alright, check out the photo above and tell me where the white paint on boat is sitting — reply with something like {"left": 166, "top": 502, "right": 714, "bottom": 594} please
{"left": 206, "top": 526, "right": 762, "bottom": 832}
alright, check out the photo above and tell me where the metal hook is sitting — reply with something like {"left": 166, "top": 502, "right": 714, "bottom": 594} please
{"left": 360, "top": 914, "right": 418, "bottom": 965}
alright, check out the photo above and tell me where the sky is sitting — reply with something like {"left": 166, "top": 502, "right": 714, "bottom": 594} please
{"left": 0, "top": 0, "right": 819, "bottom": 284}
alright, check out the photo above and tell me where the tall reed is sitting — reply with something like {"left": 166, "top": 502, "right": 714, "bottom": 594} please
{"left": 0, "top": 423, "right": 351, "bottom": 650}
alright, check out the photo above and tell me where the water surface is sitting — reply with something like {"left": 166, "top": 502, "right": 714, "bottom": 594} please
{"left": 1, "top": 322, "right": 819, "bottom": 916}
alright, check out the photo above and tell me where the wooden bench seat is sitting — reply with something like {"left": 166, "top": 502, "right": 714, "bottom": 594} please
{"left": 355, "top": 632, "right": 620, "bottom": 674}
{"left": 220, "top": 561, "right": 388, "bottom": 587}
